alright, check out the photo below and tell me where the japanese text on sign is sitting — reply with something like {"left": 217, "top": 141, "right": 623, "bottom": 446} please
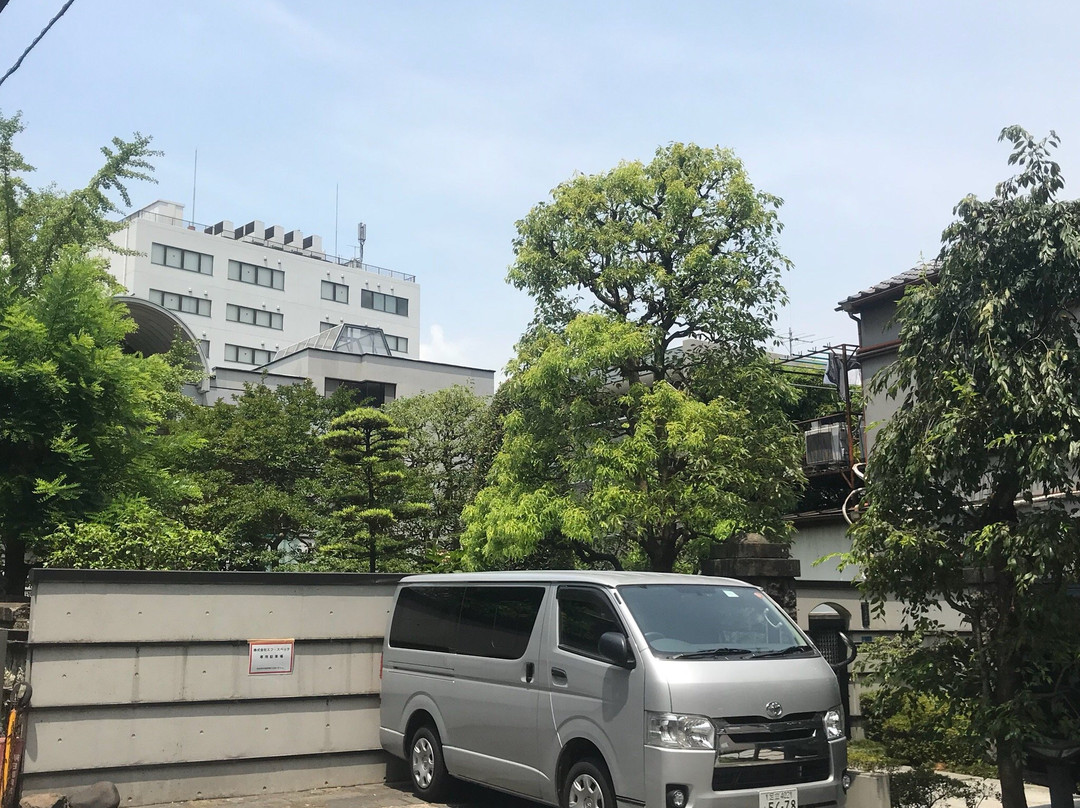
{"left": 248, "top": 639, "right": 295, "bottom": 674}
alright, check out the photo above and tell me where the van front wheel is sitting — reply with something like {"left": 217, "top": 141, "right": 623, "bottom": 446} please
{"left": 409, "top": 725, "right": 450, "bottom": 800}
{"left": 562, "top": 759, "right": 615, "bottom": 808}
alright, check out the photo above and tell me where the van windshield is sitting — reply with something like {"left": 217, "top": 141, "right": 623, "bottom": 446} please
{"left": 618, "top": 584, "right": 816, "bottom": 660}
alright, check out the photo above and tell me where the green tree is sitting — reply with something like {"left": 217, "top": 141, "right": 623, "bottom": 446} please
{"left": 847, "top": 127, "right": 1080, "bottom": 808}
{"left": 464, "top": 143, "right": 802, "bottom": 571}
{"left": 0, "top": 113, "right": 182, "bottom": 595}
{"left": 318, "top": 407, "right": 429, "bottom": 572}
{"left": 167, "top": 381, "right": 349, "bottom": 569}
{"left": 1, "top": 112, "right": 157, "bottom": 295}
{"left": 385, "top": 385, "right": 493, "bottom": 568}
{"left": 42, "top": 496, "right": 222, "bottom": 571}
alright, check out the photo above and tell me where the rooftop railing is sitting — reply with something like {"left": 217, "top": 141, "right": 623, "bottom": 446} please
{"left": 121, "top": 209, "right": 417, "bottom": 283}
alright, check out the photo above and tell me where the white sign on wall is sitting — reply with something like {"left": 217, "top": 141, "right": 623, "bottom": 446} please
{"left": 248, "top": 639, "right": 295, "bottom": 674}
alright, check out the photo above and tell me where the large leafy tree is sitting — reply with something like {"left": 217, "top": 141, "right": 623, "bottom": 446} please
{"left": 0, "top": 112, "right": 178, "bottom": 595}
{"left": 848, "top": 127, "right": 1080, "bottom": 808}
{"left": 384, "top": 385, "right": 493, "bottom": 568}
{"left": 318, "top": 407, "right": 429, "bottom": 572}
{"left": 464, "top": 143, "right": 802, "bottom": 571}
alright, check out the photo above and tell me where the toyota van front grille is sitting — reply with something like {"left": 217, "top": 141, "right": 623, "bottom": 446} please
{"left": 712, "top": 713, "right": 831, "bottom": 792}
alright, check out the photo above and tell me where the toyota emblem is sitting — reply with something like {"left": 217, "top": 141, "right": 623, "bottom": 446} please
{"left": 765, "top": 701, "right": 783, "bottom": 719}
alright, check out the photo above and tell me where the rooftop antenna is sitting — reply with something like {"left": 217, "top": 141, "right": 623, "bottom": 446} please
{"left": 356, "top": 222, "right": 367, "bottom": 265}
{"left": 334, "top": 184, "right": 339, "bottom": 258}
{"left": 190, "top": 149, "right": 198, "bottom": 228}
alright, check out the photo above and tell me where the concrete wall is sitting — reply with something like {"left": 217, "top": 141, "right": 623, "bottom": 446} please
{"left": 23, "top": 570, "right": 403, "bottom": 806}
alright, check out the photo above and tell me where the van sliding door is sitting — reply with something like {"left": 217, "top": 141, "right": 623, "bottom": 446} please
{"left": 438, "top": 585, "right": 547, "bottom": 799}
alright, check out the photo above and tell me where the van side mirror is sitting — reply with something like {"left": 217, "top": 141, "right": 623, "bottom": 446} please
{"left": 598, "top": 631, "right": 635, "bottom": 669}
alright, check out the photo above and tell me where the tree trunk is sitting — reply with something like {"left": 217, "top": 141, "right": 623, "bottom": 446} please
{"left": 2, "top": 537, "right": 28, "bottom": 600}
{"left": 996, "top": 735, "right": 1028, "bottom": 808}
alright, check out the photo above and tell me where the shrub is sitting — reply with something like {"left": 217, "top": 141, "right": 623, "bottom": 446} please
{"left": 890, "top": 769, "right": 998, "bottom": 808}
{"left": 861, "top": 689, "right": 987, "bottom": 770}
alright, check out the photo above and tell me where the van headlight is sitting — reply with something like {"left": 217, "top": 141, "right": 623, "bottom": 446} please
{"left": 824, "top": 707, "right": 844, "bottom": 740}
{"left": 646, "top": 712, "right": 716, "bottom": 749}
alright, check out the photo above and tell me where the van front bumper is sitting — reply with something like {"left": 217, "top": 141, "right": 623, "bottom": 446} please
{"left": 642, "top": 741, "right": 847, "bottom": 808}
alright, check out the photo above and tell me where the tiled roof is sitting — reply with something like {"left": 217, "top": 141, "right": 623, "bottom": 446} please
{"left": 836, "top": 261, "right": 940, "bottom": 311}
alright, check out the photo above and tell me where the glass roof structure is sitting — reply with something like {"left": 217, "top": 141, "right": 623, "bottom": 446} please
{"left": 274, "top": 324, "right": 392, "bottom": 361}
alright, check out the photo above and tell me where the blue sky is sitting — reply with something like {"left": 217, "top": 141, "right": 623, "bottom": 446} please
{"left": 2, "top": 1, "right": 1079, "bottom": 372}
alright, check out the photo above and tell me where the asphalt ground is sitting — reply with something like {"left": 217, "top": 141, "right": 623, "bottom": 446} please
{"left": 149, "top": 780, "right": 542, "bottom": 808}
{"left": 147, "top": 775, "right": 1075, "bottom": 808}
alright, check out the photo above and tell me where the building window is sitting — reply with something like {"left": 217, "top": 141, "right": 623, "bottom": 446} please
{"left": 226, "top": 303, "right": 283, "bottom": 330}
{"left": 151, "top": 243, "right": 213, "bottom": 275}
{"left": 228, "top": 260, "right": 285, "bottom": 290}
{"left": 198, "top": 340, "right": 210, "bottom": 360}
{"left": 321, "top": 280, "right": 349, "bottom": 304}
{"left": 361, "top": 289, "right": 408, "bottom": 316}
{"left": 385, "top": 334, "right": 408, "bottom": 353}
{"left": 149, "top": 288, "right": 211, "bottom": 317}
{"left": 326, "top": 379, "right": 395, "bottom": 407}
{"left": 225, "top": 343, "right": 273, "bottom": 365}
{"left": 320, "top": 321, "right": 335, "bottom": 332}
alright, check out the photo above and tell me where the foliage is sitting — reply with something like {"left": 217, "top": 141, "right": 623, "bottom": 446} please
{"left": 845, "top": 740, "right": 902, "bottom": 772}
{"left": 846, "top": 127, "right": 1080, "bottom": 808}
{"left": 166, "top": 381, "right": 347, "bottom": 569}
{"left": 317, "top": 407, "right": 429, "bottom": 572}
{"left": 0, "top": 113, "right": 173, "bottom": 595}
{"left": 384, "top": 385, "right": 493, "bottom": 570}
{"left": 466, "top": 143, "right": 802, "bottom": 571}
{"left": 0, "top": 112, "right": 158, "bottom": 296}
{"left": 0, "top": 249, "right": 188, "bottom": 594}
{"left": 860, "top": 685, "right": 988, "bottom": 771}
{"left": 889, "top": 769, "right": 998, "bottom": 808}
{"left": 42, "top": 497, "right": 221, "bottom": 570}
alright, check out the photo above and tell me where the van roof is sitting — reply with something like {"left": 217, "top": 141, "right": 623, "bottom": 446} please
{"left": 398, "top": 570, "right": 753, "bottom": 588}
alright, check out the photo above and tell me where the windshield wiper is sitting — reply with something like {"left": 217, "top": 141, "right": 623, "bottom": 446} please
{"left": 673, "top": 647, "right": 753, "bottom": 659}
{"left": 750, "top": 645, "right": 815, "bottom": 659}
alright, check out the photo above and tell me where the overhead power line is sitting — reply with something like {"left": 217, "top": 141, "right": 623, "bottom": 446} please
{"left": 0, "top": 0, "right": 77, "bottom": 90}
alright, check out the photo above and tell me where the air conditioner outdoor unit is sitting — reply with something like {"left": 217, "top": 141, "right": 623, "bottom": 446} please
{"left": 805, "top": 423, "right": 847, "bottom": 466}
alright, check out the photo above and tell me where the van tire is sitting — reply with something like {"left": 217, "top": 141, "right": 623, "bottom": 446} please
{"left": 408, "top": 725, "right": 450, "bottom": 801}
{"left": 561, "top": 758, "right": 615, "bottom": 808}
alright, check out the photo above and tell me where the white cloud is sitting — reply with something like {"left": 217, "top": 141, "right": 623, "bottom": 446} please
{"left": 420, "top": 323, "right": 467, "bottom": 366}
{"left": 421, "top": 324, "right": 512, "bottom": 384}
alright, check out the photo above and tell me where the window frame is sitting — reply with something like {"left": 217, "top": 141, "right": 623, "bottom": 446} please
{"left": 360, "top": 288, "right": 409, "bottom": 317}
{"left": 321, "top": 279, "right": 350, "bottom": 304}
{"left": 149, "top": 288, "right": 211, "bottom": 317}
{"left": 224, "top": 343, "right": 273, "bottom": 366}
{"left": 228, "top": 259, "right": 285, "bottom": 291}
{"left": 150, "top": 242, "right": 213, "bottom": 275}
{"left": 226, "top": 303, "right": 283, "bottom": 330}
{"left": 556, "top": 585, "right": 629, "bottom": 662}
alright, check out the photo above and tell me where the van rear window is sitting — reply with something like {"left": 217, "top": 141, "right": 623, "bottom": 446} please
{"left": 389, "top": 587, "right": 463, "bottom": 652}
{"left": 389, "top": 585, "right": 544, "bottom": 660}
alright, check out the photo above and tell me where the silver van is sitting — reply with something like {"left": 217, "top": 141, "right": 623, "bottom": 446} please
{"left": 379, "top": 571, "right": 848, "bottom": 808}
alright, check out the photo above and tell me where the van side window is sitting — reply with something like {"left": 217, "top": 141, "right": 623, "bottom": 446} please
{"left": 389, "top": 585, "right": 544, "bottom": 659}
{"left": 389, "top": 586, "right": 463, "bottom": 652}
{"left": 457, "top": 587, "right": 545, "bottom": 660}
{"left": 557, "top": 587, "right": 622, "bottom": 659}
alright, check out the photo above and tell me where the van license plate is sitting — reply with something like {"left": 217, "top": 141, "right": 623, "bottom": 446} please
{"left": 760, "top": 789, "right": 797, "bottom": 808}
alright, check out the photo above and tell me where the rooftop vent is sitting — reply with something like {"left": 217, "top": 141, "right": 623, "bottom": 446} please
{"left": 205, "top": 220, "right": 235, "bottom": 237}
{"left": 234, "top": 220, "right": 265, "bottom": 240}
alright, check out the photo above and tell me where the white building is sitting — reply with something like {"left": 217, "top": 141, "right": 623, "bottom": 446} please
{"left": 103, "top": 200, "right": 494, "bottom": 404}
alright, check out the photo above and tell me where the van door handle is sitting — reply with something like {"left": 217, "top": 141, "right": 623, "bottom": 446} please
{"left": 525, "top": 662, "right": 535, "bottom": 682}
{"left": 551, "top": 667, "right": 568, "bottom": 686}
